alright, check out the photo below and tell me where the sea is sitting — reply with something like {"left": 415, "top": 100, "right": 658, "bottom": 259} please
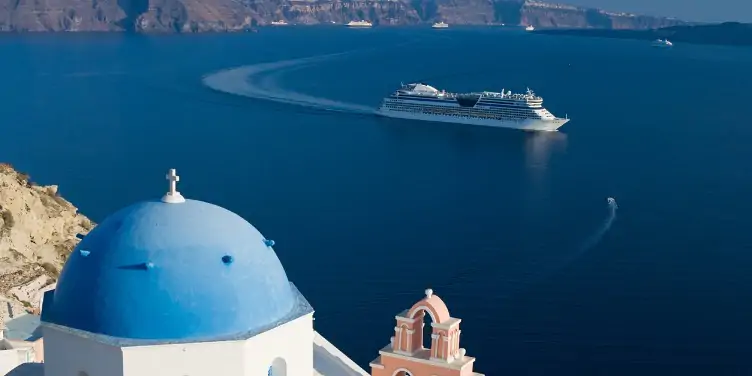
{"left": 2, "top": 26, "right": 752, "bottom": 375}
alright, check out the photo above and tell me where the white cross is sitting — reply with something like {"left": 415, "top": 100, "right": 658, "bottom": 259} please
{"left": 166, "top": 169, "right": 179, "bottom": 195}
{"left": 162, "top": 168, "right": 185, "bottom": 204}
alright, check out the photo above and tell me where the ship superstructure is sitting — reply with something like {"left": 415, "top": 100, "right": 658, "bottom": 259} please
{"left": 377, "top": 83, "right": 569, "bottom": 131}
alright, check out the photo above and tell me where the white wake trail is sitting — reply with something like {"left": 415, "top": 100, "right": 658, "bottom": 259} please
{"left": 474, "top": 197, "right": 620, "bottom": 299}
{"left": 202, "top": 53, "right": 376, "bottom": 115}
{"left": 577, "top": 197, "right": 618, "bottom": 255}
{"left": 323, "top": 197, "right": 621, "bottom": 316}
{"left": 527, "top": 197, "right": 619, "bottom": 284}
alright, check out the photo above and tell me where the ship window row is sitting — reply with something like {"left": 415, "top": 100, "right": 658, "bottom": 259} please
{"left": 383, "top": 104, "right": 548, "bottom": 120}
{"left": 386, "top": 103, "right": 538, "bottom": 115}
{"left": 385, "top": 107, "right": 542, "bottom": 120}
{"left": 390, "top": 100, "right": 542, "bottom": 113}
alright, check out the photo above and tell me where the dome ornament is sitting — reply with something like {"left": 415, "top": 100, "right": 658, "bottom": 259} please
{"left": 162, "top": 168, "right": 186, "bottom": 204}
{"left": 263, "top": 239, "right": 275, "bottom": 248}
{"left": 425, "top": 288, "right": 433, "bottom": 298}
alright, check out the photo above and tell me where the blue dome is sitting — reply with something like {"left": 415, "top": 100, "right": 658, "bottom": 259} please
{"left": 43, "top": 199, "right": 296, "bottom": 341}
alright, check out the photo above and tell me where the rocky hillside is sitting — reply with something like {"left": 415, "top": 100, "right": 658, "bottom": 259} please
{"left": 0, "top": 0, "right": 684, "bottom": 32}
{"left": 0, "top": 163, "right": 93, "bottom": 324}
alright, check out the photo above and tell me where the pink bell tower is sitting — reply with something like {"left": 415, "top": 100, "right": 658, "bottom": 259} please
{"left": 369, "top": 289, "right": 483, "bottom": 376}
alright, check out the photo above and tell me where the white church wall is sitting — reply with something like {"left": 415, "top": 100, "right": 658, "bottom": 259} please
{"left": 244, "top": 313, "right": 314, "bottom": 376}
{"left": 121, "top": 339, "right": 246, "bottom": 376}
{"left": 42, "top": 325, "right": 124, "bottom": 376}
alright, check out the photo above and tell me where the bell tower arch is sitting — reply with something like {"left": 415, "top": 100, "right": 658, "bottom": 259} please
{"left": 369, "top": 289, "right": 483, "bottom": 376}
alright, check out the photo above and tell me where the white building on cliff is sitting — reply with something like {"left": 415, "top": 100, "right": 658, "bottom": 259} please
{"left": 6, "top": 169, "right": 483, "bottom": 376}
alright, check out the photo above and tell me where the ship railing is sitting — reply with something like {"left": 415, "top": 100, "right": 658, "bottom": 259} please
{"left": 480, "top": 92, "right": 542, "bottom": 101}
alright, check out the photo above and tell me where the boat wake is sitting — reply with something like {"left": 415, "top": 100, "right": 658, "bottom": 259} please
{"left": 581, "top": 197, "right": 618, "bottom": 254}
{"left": 202, "top": 52, "right": 376, "bottom": 115}
{"left": 449, "top": 197, "right": 620, "bottom": 293}
{"left": 500, "top": 197, "right": 619, "bottom": 292}
{"left": 325, "top": 197, "right": 621, "bottom": 316}
{"left": 529, "top": 197, "right": 619, "bottom": 283}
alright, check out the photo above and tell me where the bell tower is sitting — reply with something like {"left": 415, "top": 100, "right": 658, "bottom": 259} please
{"left": 369, "top": 289, "right": 483, "bottom": 376}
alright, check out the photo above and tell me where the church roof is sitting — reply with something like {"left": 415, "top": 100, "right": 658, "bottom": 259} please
{"left": 4, "top": 314, "right": 42, "bottom": 342}
{"left": 41, "top": 170, "right": 298, "bottom": 342}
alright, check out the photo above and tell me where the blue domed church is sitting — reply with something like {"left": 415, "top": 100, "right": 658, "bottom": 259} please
{"left": 23, "top": 170, "right": 369, "bottom": 376}
{"left": 7, "top": 169, "right": 482, "bottom": 376}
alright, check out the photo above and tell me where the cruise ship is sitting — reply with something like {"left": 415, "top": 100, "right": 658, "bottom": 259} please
{"left": 377, "top": 83, "right": 569, "bottom": 131}
{"left": 432, "top": 21, "right": 449, "bottom": 29}
{"left": 346, "top": 20, "right": 373, "bottom": 27}
{"left": 270, "top": 20, "right": 289, "bottom": 26}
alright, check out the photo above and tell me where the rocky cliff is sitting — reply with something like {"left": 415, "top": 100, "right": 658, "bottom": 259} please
{"left": 0, "top": 164, "right": 93, "bottom": 324}
{"left": 0, "top": 0, "right": 684, "bottom": 32}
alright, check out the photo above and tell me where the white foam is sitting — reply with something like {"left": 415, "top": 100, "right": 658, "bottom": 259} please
{"left": 202, "top": 53, "right": 375, "bottom": 115}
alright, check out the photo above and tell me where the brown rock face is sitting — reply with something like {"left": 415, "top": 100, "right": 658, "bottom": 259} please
{"left": 0, "top": 0, "right": 684, "bottom": 32}
{"left": 0, "top": 163, "right": 94, "bottom": 321}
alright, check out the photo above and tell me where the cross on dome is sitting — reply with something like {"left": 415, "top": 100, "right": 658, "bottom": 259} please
{"left": 161, "top": 168, "right": 186, "bottom": 204}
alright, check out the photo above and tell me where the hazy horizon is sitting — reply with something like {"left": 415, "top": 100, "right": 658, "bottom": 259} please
{"left": 561, "top": 0, "right": 752, "bottom": 23}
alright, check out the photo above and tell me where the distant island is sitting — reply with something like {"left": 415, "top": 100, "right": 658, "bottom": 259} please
{"left": 0, "top": 0, "right": 685, "bottom": 33}
{"left": 536, "top": 22, "right": 752, "bottom": 47}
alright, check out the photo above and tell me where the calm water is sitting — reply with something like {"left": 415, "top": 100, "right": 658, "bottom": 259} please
{"left": 2, "top": 28, "right": 752, "bottom": 374}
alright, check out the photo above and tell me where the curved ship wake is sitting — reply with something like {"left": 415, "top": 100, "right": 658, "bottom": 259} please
{"left": 202, "top": 53, "right": 375, "bottom": 115}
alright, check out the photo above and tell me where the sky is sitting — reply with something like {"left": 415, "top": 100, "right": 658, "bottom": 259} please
{"left": 561, "top": 0, "right": 752, "bottom": 23}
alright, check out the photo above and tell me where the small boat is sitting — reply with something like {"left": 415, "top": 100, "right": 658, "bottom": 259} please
{"left": 432, "top": 21, "right": 449, "bottom": 29}
{"left": 346, "top": 20, "right": 373, "bottom": 27}
{"left": 651, "top": 39, "right": 673, "bottom": 48}
{"left": 525, "top": 25, "right": 535, "bottom": 31}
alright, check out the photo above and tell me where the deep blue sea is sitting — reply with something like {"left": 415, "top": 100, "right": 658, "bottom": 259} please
{"left": 2, "top": 27, "right": 752, "bottom": 374}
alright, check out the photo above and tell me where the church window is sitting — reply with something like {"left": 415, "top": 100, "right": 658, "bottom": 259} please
{"left": 269, "top": 357, "right": 287, "bottom": 376}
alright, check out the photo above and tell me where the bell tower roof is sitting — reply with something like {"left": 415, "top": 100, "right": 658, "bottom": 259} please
{"left": 368, "top": 289, "right": 483, "bottom": 376}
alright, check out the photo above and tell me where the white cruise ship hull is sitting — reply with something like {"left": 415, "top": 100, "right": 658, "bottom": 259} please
{"left": 376, "top": 108, "right": 569, "bottom": 132}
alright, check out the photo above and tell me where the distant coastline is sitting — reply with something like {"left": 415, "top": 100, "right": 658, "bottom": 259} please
{"left": 0, "top": 0, "right": 684, "bottom": 33}
{"left": 536, "top": 22, "right": 752, "bottom": 47}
